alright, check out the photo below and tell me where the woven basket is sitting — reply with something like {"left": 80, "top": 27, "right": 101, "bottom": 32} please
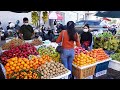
{"left": 72, "top": 65, "right": 96, "bottom": 79}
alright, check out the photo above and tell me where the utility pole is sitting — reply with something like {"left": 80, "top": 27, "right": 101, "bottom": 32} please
{"left": 85, "top": 11, "right": 89, "bottom": 20}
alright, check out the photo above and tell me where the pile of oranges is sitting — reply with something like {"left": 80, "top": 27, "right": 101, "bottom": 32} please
{"left": 41, "top": 55, "right": 52, "bottom": 62}
{"left": 86, "top": 48, "right": 109, "bottom": 61}
{"left": 73, "top": 53, "right": 96, "bottom": 67}
{"left": 8, "top": 70, "right": 40, "bottom": 79}
{"left": 5, "top": 56, "right": 52, "bottom": 78}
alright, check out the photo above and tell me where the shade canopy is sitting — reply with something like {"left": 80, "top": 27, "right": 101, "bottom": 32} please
{"left": 95, "top": 11, "right": 120, "bottom": 18}
{"left": 49, "top": 12, "right": 63, "bottom": 20}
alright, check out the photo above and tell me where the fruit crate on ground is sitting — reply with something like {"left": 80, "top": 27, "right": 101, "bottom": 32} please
{"left": 51, "top": 70, "right": 71, "bottom": 79}
{"left": 72, "top": 63, "right": 96, "bottom": 79}
{"left": 94, "top": 58, "right": 111, "bottom": 77}
{"left": 108, "top": 60, "right": 120, "bottom": 71}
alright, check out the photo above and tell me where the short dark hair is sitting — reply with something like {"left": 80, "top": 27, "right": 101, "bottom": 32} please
{"left": 23, "top": 17, "right": 28, "bottom": 22}
{"left": 84, "top": 24, "right": 90, "bottom": 29}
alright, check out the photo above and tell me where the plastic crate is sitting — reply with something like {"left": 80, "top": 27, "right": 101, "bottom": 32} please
{"left": 108, "top": 60, "right": 120, "bottom": 71}
{"left": 72, "top": 63, "right": 96, "bottom": 79}
{"left": 94, "top": 58, "right": 111, "bottom": 77}
{"left": 51, "top": 70, "right": 71, "bottom": 79}
{"left": 95, "top": 58, "right": 111, "bottom": 73}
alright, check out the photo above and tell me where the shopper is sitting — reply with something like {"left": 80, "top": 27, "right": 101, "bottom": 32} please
{"left": 80, "top": 24, "right": 92, "bottom": 50}
{"left": 15, "top": 20, "right": 21, "bottom": 37}
{"left": 47, "top": 30, "right": 54, "bottom": 42}
{"left": 0, "top": 22, "right": 3, "bottom": 30}
{"left": 19, "top": 17, "right": 34, "bottom": 40}
{"left": 56, "top": 21, "right": 81, "bottom": 79}
{"left": 7, "top": 21, "right": 12, "bottom": 30}
{"left": 0, "top": 62, "right": 6, "bottom": 79}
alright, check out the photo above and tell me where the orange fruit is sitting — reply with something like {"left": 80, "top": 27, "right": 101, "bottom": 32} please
{"left": 11, "top": 58, "right": 16, "bottom": 61}
{"left": 17, "top": 63, "right": 21, "bottom": 66}
{"left": 30, "top": 64, "right": 33, "bottom": 68}
{"left": 6, "top": 63, "right": 10, "bottom": 67}
{"left": 9, "top": 71, "right": 13, "bottom": 74}
{"left": 13, "top": 64, "right": 17, "bottom": 67}
{"left": 27, "top": 66, "right": 30, "bottom": 69}
{"left": 14, "top": 69, "right": 18, "bottom": 72}
{"left": 20, "top": 65, "right": 24, "bottom": 68}
{"left": 23, "top": 67, "right": 26, "bottom": 70}
{"left": 24, "top": 64, "right": 28, "bottom": 67}
{"left": 16, "top": 66, "right": 19, "bottom": 70}
{"left": 26, "top": 61, "right": 30, "bottom": 65}
{"left": 33, "top": 63, "right": 36, "bottom": 66}
{"left": 21, "top": 61, "right": 25, "bottom": 65}
{"left": 18, "top": 68, "right": 22, "bottom": 71}
{"left": 30, "top": 61, "right": 34, "bottom": 64}
{"left": 18, "top": 58, "right": 22, "bottom": 63}
{"left": 7, "top": 68, "right": 11, "bottom": 72}
{"left": 10, "top": 62, "right": 14, "bottom": 65}
{"left": 11, "top": 67, "right": 15, "bottom": 70}
{"left": 14, "top": 60, "right": 18, "bottom": 64}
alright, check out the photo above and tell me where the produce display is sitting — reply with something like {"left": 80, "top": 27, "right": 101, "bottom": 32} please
{"left": 31, "top": 11, "right": 39, "bottom": 26}
{"left": 38, "top": 46, "right": 60, "bottom": 62}
{"left": 37, "top": 61, "right": 68, "bottom": 79}
{"left": 8, "top": 69, "right": 41, "bottom": 79}
{"left": 74, "top": 47, "right": 87, "bottom": 55}
{"left": 116, "top": 40, "right": 120, "bottom": 53}
{"left": 2, "top": 38, "right": 24, "bottom": 50}
{"left": 97, "top": 32, "right": 113, "bottom": 38}
{"left": 30, "top": 39, "right": 43, "bottom": 46}
{"left": 110, "top": 53, "right": 120, "bottom": 61}
{"left": 0, "top": 43, "right": 38, "bottom": 65}
{"left": 94, "top": 32, "right": 119, "bottom": 52}
{"left": 5, "top": 56, "right": 51, "bottom": 78}
{"left": 86, "top": 48, "right": 109, "bottom": 61}
{"left": 73, "top": 53, "right": 96, "bottom": 67}
{"left": 42, "top": 11, "right": 48, "bottom": 23}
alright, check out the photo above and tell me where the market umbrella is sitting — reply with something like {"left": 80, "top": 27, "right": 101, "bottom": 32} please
{"left": 95, "top": 11, "right": 106, "bottom": 17}
{"left": 95, "top": 11, "right": 120, "bottom": 18}
{"left": 103, "top": 18, "right": 111, "bottom": 21}
{"left": 49, "top": 12, "right": 63, "bottom": 20}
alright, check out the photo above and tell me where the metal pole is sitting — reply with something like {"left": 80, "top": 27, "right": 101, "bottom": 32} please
{"left": 39, "top": 11, "right": 41, "bottom": 27}
{"left": 77, "top": 13, "right": 79, "bottom": 21}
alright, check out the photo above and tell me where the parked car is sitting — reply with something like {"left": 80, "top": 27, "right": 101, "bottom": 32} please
{"left": 75, "top": 20, "right": 108, "bottom": 35}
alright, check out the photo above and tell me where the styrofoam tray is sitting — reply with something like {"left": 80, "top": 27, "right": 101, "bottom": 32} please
{"left": 108, "top": 60, "right": 120, "bottom": 71}
{"left": 84, "top": 75, "right": 93, "bottom": 79}
{"left": 24, "top": 40, "right": 33, "bottom": 43}
{"left": 74, "top": 75, "right": 93, "bottom": 79}
{"left": 96, "top": 58, "right": 112, "bottom": 64}
{"left": 51, "top": 70, "right": 71, "bottom": 79}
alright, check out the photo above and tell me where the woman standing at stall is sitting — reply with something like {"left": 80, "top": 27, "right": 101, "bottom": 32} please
{"left": 56, "top": 21, "right": 80, "bottom": 79}
{"left": 80, "top": 24, "right": 92, "bottom": 50}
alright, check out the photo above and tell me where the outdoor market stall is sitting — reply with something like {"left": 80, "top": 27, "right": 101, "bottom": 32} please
{"left": 0, "top": 31, "right": 120, "bottom": 79}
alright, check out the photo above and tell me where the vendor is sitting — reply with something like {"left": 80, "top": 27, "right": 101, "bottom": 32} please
{"left": 19, "top": 17, "right": 34, "bottom": 40}
{"left": 80, "top": 24, "right": 92, "bottom": 50}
